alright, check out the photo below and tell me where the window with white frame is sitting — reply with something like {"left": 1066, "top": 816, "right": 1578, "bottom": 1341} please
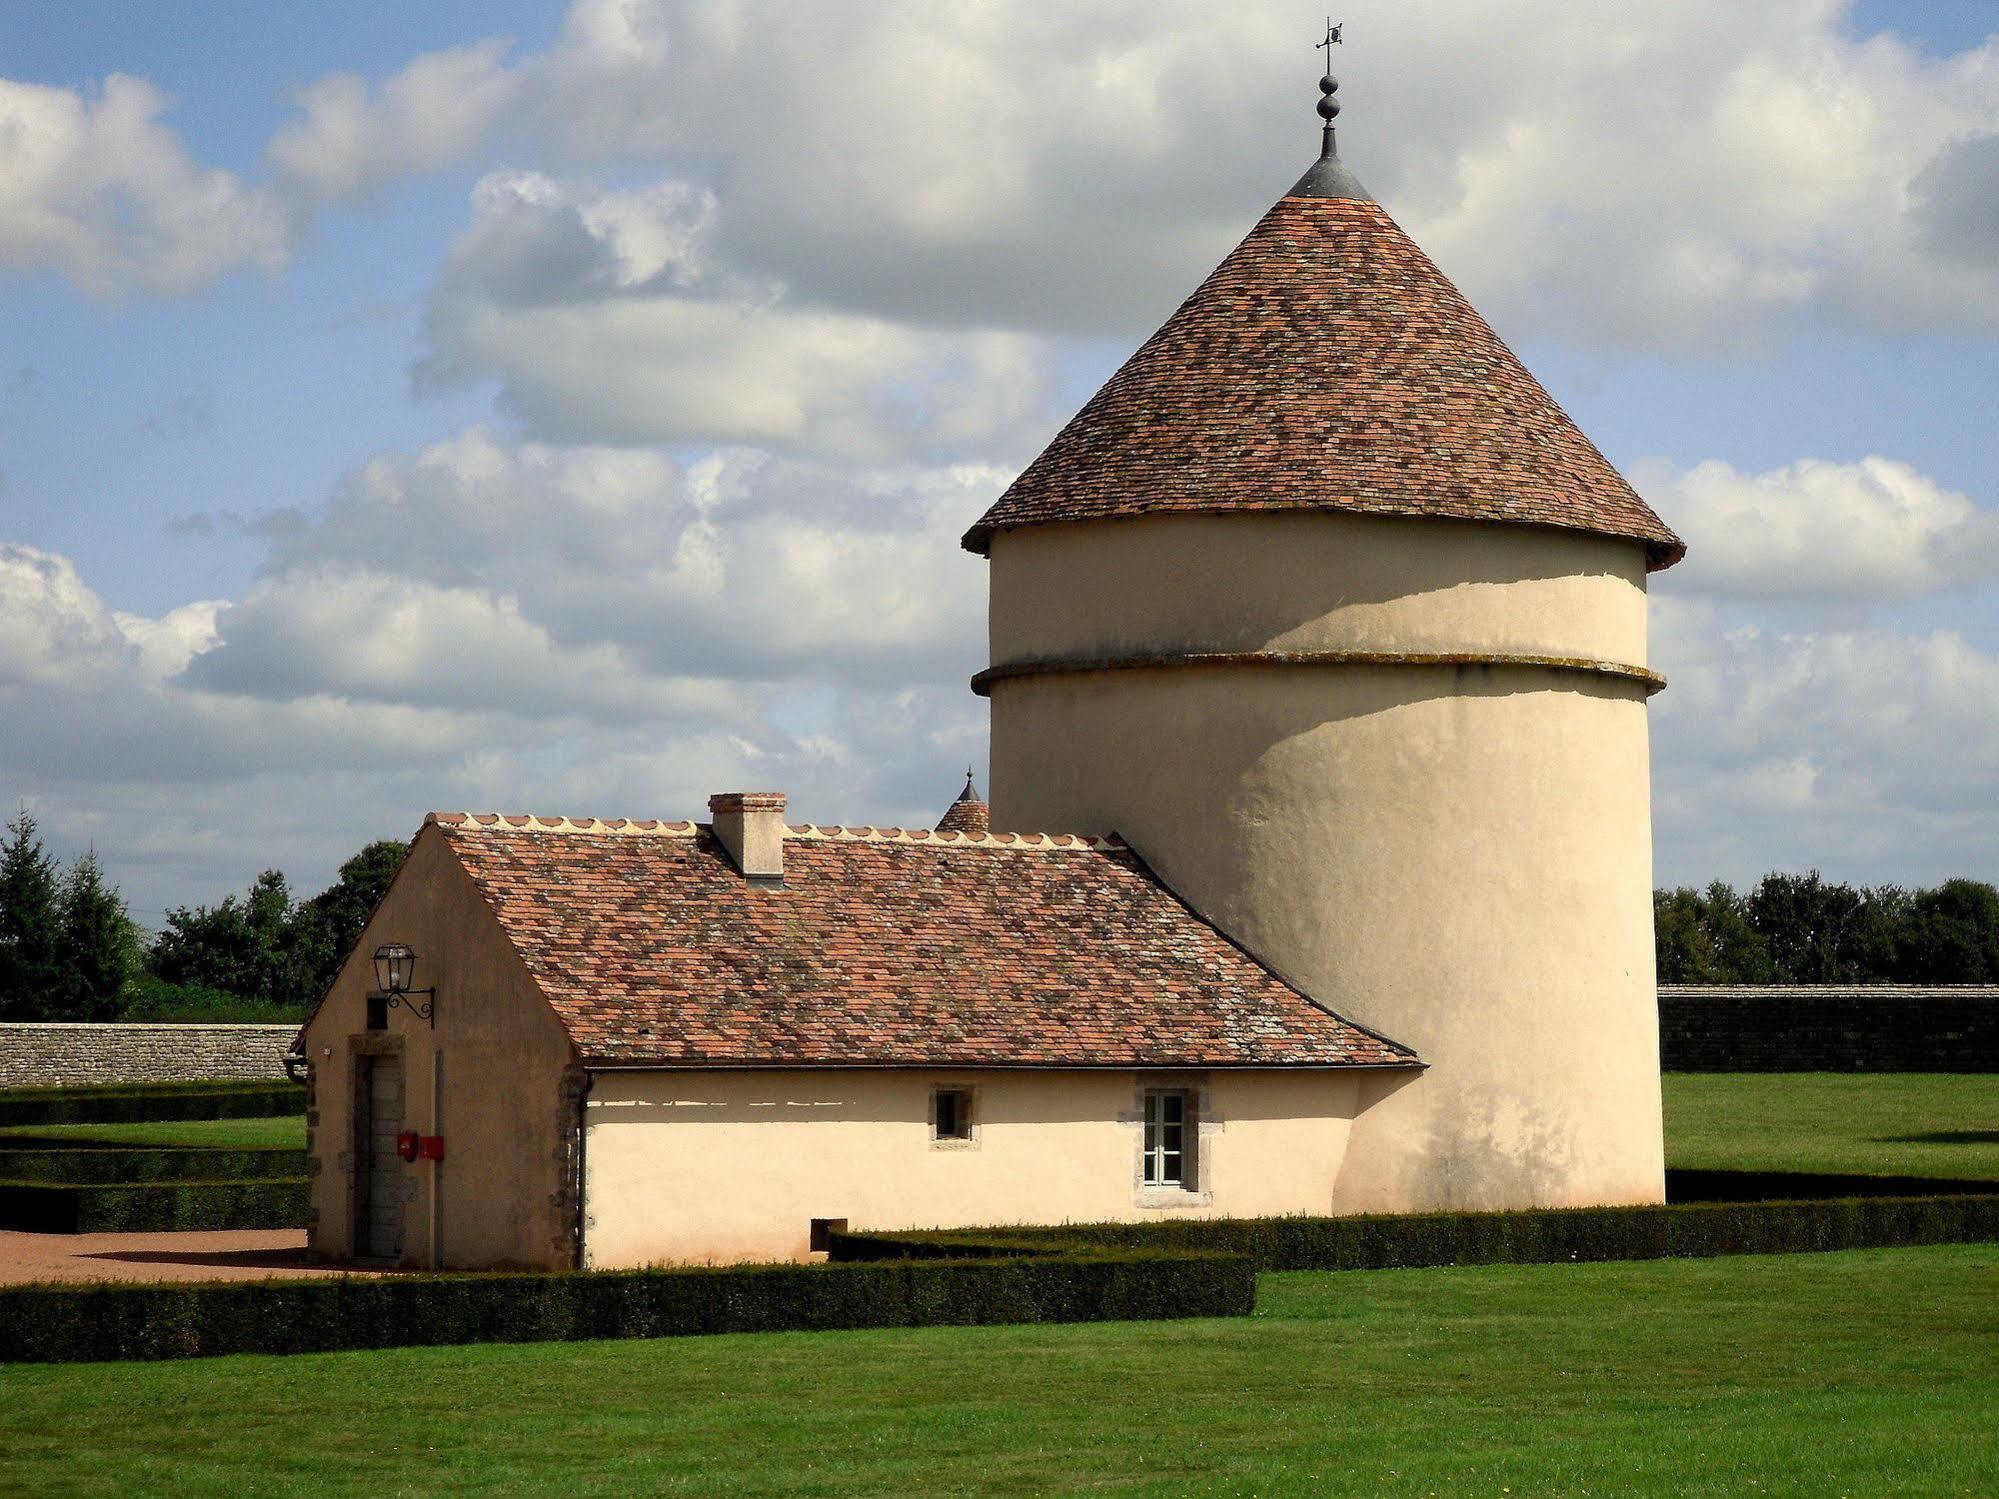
{"left": 1142, "top": 1089, "right": 1193, "bottom": 1187}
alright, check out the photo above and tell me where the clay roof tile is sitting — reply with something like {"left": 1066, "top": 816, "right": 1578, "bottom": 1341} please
{"left": 964, "top": 185, "right": 1682, "bottom": 569}
{"left": 430, "top": 815, "right": 1416, "bottom": 1071}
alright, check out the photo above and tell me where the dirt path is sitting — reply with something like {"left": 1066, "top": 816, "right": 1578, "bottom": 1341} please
{"left": 0, "top": 1229, "right": 398, "bottom": 1285}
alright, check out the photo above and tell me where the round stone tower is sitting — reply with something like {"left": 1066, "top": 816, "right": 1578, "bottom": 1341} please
{"left": 964, "top": 84, "right": 1684, "bottom": 1212}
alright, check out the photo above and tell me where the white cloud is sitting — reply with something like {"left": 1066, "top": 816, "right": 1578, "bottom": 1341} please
{"left": 1652, "top": 596, "right": 1999, "bottom": 884}
{"left": 266, "top": 39, "right": 522, "bottom": 205}
{"left": 111, "top": 600, "right": 223, "bottom": 679}
{"left": 0, "top": 543, "right": 139, "bottom": 687}
{"left": 1641, "top": 455, "right": 1999, "bottom": 602}
{"left": 0, "top": 431, "right": 996, "bottom": 913}
{"left": 8, "top": 1, "right": 1995, "bottom": 346}
{"left": 252, "top": 427, "right": 994, "bottom": 685}
{"left": 0, "top": 75, "right": 291, "bottom": 295}
{"left": 418, "top": 172, "right": 1047, "bottom": 457}
{"left": 185, "top": 567, "right": 750, "bottom": 723}
{"left": 455, "top": 0, "right": 1999, "bottom": 350}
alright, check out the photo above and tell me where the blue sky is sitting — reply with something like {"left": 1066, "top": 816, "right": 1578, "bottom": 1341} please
{"left": 2, "top": 1, "right": 1996, "bottom": 918}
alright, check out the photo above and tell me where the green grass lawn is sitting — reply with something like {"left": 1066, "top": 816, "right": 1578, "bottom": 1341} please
{"left": 0, "top": 1116, "right": 305, "bottom": 1150}
{"left": 1663, "top": 1073, "right": 1999, "bottom": 1179}
{"left": 0, "top": 1244, "right": 1990, "bottom": 1496}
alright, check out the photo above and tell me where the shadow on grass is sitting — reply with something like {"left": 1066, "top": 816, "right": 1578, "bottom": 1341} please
{"left": 1872, "top": 1130, "right": 1999, "bottom": 1145}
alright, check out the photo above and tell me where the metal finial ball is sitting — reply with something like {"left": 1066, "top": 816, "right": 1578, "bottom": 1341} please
{"left": 1317, "top": 96, "right": 1341, "bottom": 120}
{"left": 1320, "top": 74, "right": 1339, "bottom": 94}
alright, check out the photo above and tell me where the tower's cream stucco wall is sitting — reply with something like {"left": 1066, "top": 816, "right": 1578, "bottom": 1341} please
{"left": 990, "top": 509, "right": 1649, "bottom": 666}
{"left": 984, "top": 511, "right": 1665, "bottom": 1212}
{"left": 581, "top": 1067, "right": 1365, "bottom": 1266}
{"left": 302, "top": 826, "right": 579, "bottom": 1271}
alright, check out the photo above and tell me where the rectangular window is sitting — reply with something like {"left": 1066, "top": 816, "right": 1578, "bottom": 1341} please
{"left": 1142, "top": 1089, "right": 1192, "bottom": 1187}
{"left": 933, "top": 1088, "right": 973, "bottom": 1142}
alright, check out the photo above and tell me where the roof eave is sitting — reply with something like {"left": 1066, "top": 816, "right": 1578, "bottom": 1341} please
{"left": 966, "top": 504, "right": 1685, "bottom": 570}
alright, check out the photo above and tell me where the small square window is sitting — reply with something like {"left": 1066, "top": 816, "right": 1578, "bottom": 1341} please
{"left": 1142, "top": 1089, "right": 1194, "bottom": 1187}
{"left": 933, "top": 1088, "right": 973, "bottom": 1142}
{"left": 365, "top": 995, "right": 389, "bottom": 1031}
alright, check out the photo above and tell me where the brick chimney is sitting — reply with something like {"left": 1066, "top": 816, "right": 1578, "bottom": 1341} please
{"left": 708, "top": 792, "right": 786, "bottom": 886}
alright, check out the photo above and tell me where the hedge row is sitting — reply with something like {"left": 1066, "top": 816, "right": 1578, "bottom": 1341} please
{"left": 0, "top": 1146, "right": 305, "bottom": 1185}
{"left": 1666, "top": 1168, "right": 1999, "bottom": 1203}
{"left": 0, "top": 1248, "right": 1254, "bottom": 1365}
{"left": 0, "top": 1177, "right": 308, "bottom": 1234}
{"left": 0, "top": 1080, "right": 304, "bottom": 1128}
{"left": 830, "top": 1194, "right": 1999, "bottom": 1274}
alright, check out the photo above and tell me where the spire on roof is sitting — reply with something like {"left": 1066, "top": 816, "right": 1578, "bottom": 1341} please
{"left": 1292, "top": 19, "right": 1371, "bottom": 200}
{"left": 936, "top": 771, "right": 990, "bottom": 836}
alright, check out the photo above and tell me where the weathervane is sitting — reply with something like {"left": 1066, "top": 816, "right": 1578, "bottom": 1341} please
{"left": 1315, "top": 19, "right": 1344, "bottom": 155}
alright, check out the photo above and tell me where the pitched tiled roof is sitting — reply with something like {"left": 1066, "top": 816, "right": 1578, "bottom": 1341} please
{"left": 428, "top": 813, "right": 1416, "bottom": 1070}
{"left": 964, "top": 191, "right": 1683, "bottom": 570}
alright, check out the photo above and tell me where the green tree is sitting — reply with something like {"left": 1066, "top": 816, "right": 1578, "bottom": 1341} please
{"left": 1745, "top": 871, "right": 1871, "bottom": 982}
{"left": 1700, "top": 881, "right": 1778, "bottom": 982}
{"left": 146, "top": 839, "right": 409, "bottom": 1013}
{"left": 1654, "top": 881, "right": 1777, "bottom": 983}
{"left": 52, "top": 851, "right": 141, "bottom": 1021}
{"left": 1653, "top": 888, "right": 1714, "bottom": 983}
{"left": 0, "top": 811, "right": 63, "bottom": 1020}
{"left": 1899, "top": 878, "right": 1999, "bottom": 983}
{"left": 150, "top": 869, "right": 307, "bottom": 1008}
{"left": 1848, "top": 883, "right": 1914, "bottom": 982}
{"left": 291, "top": 839, "right": 408, "bottom": 1001}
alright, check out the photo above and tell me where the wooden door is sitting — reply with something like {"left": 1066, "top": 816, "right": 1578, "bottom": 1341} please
{"left": 355, "top": 1056, "right": 405, "bottom": 1261}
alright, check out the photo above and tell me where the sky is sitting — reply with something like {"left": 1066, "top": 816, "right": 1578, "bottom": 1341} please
{"left": 1, "top": 0, "right": 1996, "bottom": 926}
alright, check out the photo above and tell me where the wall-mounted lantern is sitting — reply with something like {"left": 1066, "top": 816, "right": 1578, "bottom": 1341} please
{"left": 371, "top": 942, "right": 437, "bottom": 1028}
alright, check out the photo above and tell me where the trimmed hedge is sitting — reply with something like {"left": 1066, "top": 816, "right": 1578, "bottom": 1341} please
{"left": 0, "top": 1080, "right": 304, "bottom": 1128}
{"left": 0, "top": 1247, "right": 1255, "bottom": 1364}
{"left": 0, "top": 1146, "right": 304, "bottom": 1185}
{"left": 0, "top": 1177, "right": 308, "bottom": 1234}
{"left": 830, "top": 1195, "right": 1999, "bottom": 1274}
{"left": 1667, "top": 1167, "right": 1999, "bottom": 1203}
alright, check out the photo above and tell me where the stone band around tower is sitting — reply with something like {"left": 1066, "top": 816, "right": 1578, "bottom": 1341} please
{"left": 971, "top": 648, "right": 1665, "bottom": 698}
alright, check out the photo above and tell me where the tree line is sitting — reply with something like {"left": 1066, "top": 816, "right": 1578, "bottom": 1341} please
{"left": 6, "top": 807, "right": 1996, "bottom": 1016}
{"left": 1656, "top": 872, "right": 1999, "bottom": 984}
{"left": 0, "top": 812, "right": 406, "bottom": 1024}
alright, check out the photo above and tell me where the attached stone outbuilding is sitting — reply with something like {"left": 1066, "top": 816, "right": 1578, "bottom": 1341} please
{"left": 298, "top": 794, "right": 1417, "bottom": 1269}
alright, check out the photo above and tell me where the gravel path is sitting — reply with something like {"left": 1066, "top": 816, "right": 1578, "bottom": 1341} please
{"left": 0, "top": 1229, "right": 398, "bottom": 1285}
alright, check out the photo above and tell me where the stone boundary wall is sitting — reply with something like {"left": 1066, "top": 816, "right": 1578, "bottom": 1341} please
{"left": 5, "top": 993, "right": 1993, "bottom": 1086}
{"left": 0, "top": 1024, "right": 296, "bottom": 1089}
{"left": 1659, "top": 986, "right": 1999, "bottom": 1072}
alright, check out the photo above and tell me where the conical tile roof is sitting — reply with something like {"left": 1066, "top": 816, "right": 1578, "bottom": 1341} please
{"left": 935, "top": 771, "right": 989, "bottom": 836}
{"left": 964, "top": 159, "right": 1683, "bottom": 569}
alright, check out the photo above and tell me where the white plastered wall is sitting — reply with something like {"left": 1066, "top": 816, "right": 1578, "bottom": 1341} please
{"left": 580, "top": 1067, "right": 1363, "bottom": 1266}
{"left": 984, "top": 511, "right": 1665, "bottom": 1213}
